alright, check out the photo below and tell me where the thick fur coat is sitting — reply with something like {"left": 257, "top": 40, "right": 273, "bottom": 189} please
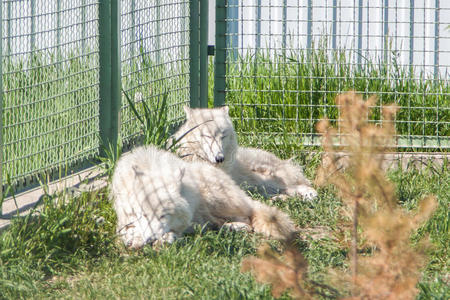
{"left": 111, "top": 145, "right": 296, "bottom": 248}
{"left": 172, "top": 106, "right": 318, "bottom": 200}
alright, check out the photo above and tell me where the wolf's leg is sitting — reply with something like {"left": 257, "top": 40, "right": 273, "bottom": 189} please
{"left": 286, "top": 185, "right": 318, "bottom": 200}
{"left": 273, "top": 158, "right": 318, "bottom": 200}
{"left": 222, "top": 222, "right": 252, "bottom": 232}
{"left": 117, "top": 215, "right": 158, "bottom": 249}
{"left": 207, "top": 182, "right": 297, "bottom": 240}
{"left": 117, "top": 222, "right": 144, "bottom": 249}
{"left": 151, "top": 232, "right": 179, "bottom": 250}
{"left": 236, "top": 147, "right": 317, "bottom": 200}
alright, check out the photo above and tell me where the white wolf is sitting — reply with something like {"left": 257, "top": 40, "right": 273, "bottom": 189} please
{"left": 111, "top": 145, "right": 296, "bottom": 248}
{"left": 172, "top": 106, "right": 318, "bottom": 200}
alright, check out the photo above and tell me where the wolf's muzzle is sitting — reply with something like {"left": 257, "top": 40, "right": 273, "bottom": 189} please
{"left": 215, "top": 154, "right": 225, "bottom": 163}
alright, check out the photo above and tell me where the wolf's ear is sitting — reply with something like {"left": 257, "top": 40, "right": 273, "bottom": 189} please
{"left": 221, "top": 106, "right": 229, "bottom": 115}
{"left": 183, "top": 105, "right": 192, "bottom": 118}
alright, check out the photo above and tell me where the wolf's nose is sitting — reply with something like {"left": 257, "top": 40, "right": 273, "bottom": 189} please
{"left": 215, "top": 154, "right": 225, "bottom": 163}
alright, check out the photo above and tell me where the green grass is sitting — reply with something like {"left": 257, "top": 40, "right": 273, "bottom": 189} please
{"left": 2, "top": 52, "right": 100, "bottom": 187}
{"left": 2, "top": 50, "right": 189, "bottom": 192}
{"left": 1, "top": 46, "right": 448, "bottom": 298}
{"left": 3, "top": 46, "right": 449, "bottom": 191}
{"left": 0, "top": 140, "right": 448, "bottom": 299}
{"left": 120, "top": 50, "right": 190, "bottom": 144}
{"left": 212, "top": 47, "right": 449, "bottom": 147}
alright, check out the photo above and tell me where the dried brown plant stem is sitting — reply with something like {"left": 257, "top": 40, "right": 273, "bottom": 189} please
{"left": 352, "top": 198, "right": 359, "bottom": 288}
{"left": 316, "top": 92, "right": 437, "bottom": 300}
{"left": 241, "top": 92, "right": 437, "bottom": 300}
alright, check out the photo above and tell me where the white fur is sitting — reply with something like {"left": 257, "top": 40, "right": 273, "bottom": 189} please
{"left": 111, "top": 145, "right": 296, "bottom": 248}
{"left": 173, "top": 106, "right": 318, "bottom": 200}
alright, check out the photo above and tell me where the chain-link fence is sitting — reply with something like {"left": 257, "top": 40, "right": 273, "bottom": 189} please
{"left": 1, "top": 0, "right": 449, "bottom": 200}
{"left": 120, "top": 0, "right": 190, "bottom": 145}
{"left": 2, "top": 0, "right": 100, "bottom": 192}
{"left": 214, "top": 0, "right": 449, "bottom": 149}
{"left": 1, "top": 0, "right": 193, "bottom": 196}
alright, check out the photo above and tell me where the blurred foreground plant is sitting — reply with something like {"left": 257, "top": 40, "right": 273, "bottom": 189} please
{"left": 242, "top": 92, "right": 437, "bottom": 300}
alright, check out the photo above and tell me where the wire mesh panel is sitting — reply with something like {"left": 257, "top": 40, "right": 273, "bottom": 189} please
{"left": 216, "top": 0, "right": 449, "bottom": 149}
{"left": 2, "top": 0, "right": 100, "bottom": 190}
{"left": 0, "top": 0, "right": 193, "bottom": 195}
{"left": 120, "top": 0, "right": 190, "bottom": 144}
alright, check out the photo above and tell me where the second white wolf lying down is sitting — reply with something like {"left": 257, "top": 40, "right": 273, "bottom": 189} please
{"left": 172, "top": 106, "right": 318, "bottom": 200}
{"left": 111, "top": 145, "right": 296, "bottom": 248}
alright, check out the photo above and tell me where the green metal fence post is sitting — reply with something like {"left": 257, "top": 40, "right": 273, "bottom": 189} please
{"left": 282, "top": 0, "right": 287, "bottom": 57}
{"left": 306, "top": 0, "right": 312, "bottom": 56}
{"left": 6, "top": 0, "right": 10, "bottom": 56}
{"left": 156, "top": 0, "right": 161, "bottom": 65}
{"left": 82, "top": 0, "right": 86, "bottom": 54}
{"left": 56, "top": 0, "right": 61, "bottom": 58}
{"left": 181, "top": 1, "right": 186, "bottom": 59}
{"left": 199, "top": 0, "right": 209, "bottom": 107}
{"left": 31, "top": 0, "right": 36, "bottom": 51}
{"left": 111, "top": 0, "right": 121, "bottom": 139}
{"left": 214, "top": 0, "right": 227, "bottom": 107}
{"left": 434, "top": 0, "right": 440, "bottom": 79}
{"left": 98, "top": 0, "right": 121, "bottom": 154}
{"left": 0, "top": 1, "right": 3, "bottom": 208}
{"left": 189, "top": 0, "right": 200, "bottom": 108}
{"left": 130, "top": 0, "right": 136, "bottom": 58}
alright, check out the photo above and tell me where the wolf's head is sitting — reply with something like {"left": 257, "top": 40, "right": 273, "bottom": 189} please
{"left": 176, "top": 106, "right": 238, "bottom": 167}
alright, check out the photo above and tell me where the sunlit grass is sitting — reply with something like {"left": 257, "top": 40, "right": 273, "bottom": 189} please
{"left": 2, "top": 51, "right": 189, "bottom": 192}
{"left": 0, "top": 47, "right": 448, "bottom": 299}
{"left": 0, "top": 143, "right": 448, "bottom": 299}
{"left": 212, "top": 48, "right": 449, "bottom": 146}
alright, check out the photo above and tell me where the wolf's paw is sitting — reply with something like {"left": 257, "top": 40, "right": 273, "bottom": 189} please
{"left": 152, "top": 232, "right": 178, "bottom": 251}
{"left": 287, "top": 185, "right": 318, "bottom": 201}
{"left": 251, "top": 165, "right": 274, "bottom": 176}
{"left": 222, "top": 222, "right": 252, "bottom": 233}
{"left": 118, "top": 225, "right": 146, "bottom": 249}
{"left": 124, "top": 238, "right": 145, "bottom": 249}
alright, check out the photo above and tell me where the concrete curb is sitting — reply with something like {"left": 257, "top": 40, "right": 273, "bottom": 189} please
{"left": 323, "top": 152, "right": 448, "bottom": 171}
{"left": 1, "top": 166, "right": 108, "bottom": 231}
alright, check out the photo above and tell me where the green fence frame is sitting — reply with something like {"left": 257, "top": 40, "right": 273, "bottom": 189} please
{"left": 214, "top": 0, "right": 226, "bottom": 107}
{"left": 189, "top": 0, "right": 209, "bottom": 109}
{"left": 189, "top": 0, "right": 199, "bottom": 108}
{"left": 99, "top": 0, "right": 121, "bottom": 155}
{"left": 0, "top": 1, "right": 3, "bottom": 200}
